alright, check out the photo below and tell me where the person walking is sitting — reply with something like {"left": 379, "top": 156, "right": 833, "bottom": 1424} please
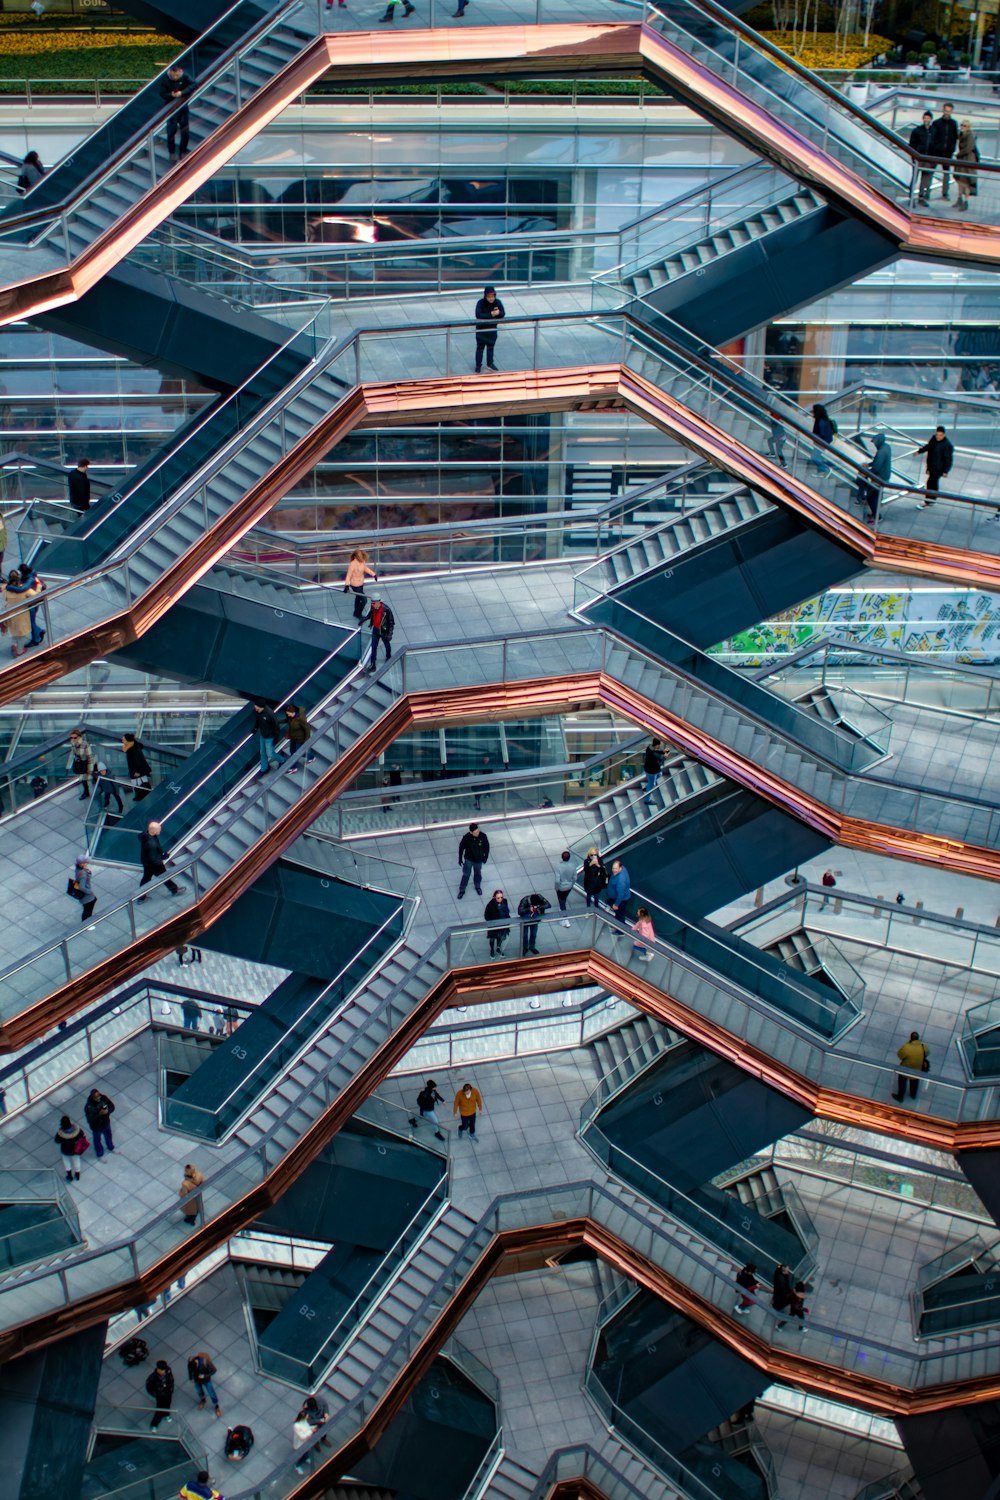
{"left": 67, "top": 727, "right": 95, "bottom": 801}
{"left": 84, "top": 1087, "right": 115, "bottom": 1158}
{"left": 930, "top": 100, "right": 959, "bottom": 199}
{"left": 94, "top": 761, "right": 125, "bottom": 818}
{"left": 734, "top": 1261, "right": 759, "bottom": 1315}
{"left": 54, "top": 1114, "right": 87, "bottom": 1181}
{"left": 123, "top": 731, "right": 153, "bottom": 799}
{"left": 378, "top": 0, "right": 415, "bottom": 20}
{"left": 457, "top": 822, "right": 490, "bottom": 899}
{"left": 68, "top": 856, "right": 97, "bottom": 922}
{"left": 343, "top": 548, "right": 376, "bottom": 620}
{"left": 605, "top": 859, "right": 631, "bottom": 922}
{"left": 3, "top": 569, "right": 31, "bottom": 659}
{"left": 954, "top": 119, "right": 979, "bottom": 211}
{"left": 283, "top": 703, "right": 314, "bottom": 761}
{"left": 453, "top": 1081, "right": 484, "bottom": 1141}
{"left": 179, "top": 1163, "right": 205, "bottom": 1226}
{"left": 179, "top": 1471, "right": 223, "bottom": 1500}
{"left": 909, "top": 109, "right": 935, "bottom": 203}
{"left": 632, "top": 905, "right": 656, "bottom": 961}
{"left": 484, "top": 889, "right": 510, "bottom": 957}
{"left": 362, "top": 593, "right": 394, "bottom": 673}
{"left": 253, "top": 701, "right": 283, "bottom": 773}
{"left": 139, "top": 820, "right": 182, "bottom": 899}
{"left": 146, "top": 1359, "right": 175, "bottom": 1428}
{"left": 409, "top": 1079, "right": 445, "bottom": 1140}
{"left": 892, "top": 1030, "right": 929, "bottom": 1102}
{"left": 179, "top": 1472, "right": 223, "bottom": 1500}
{"left": 808, "top": 404, "right": 835, "bottom": 473}
{"left": 18, "top": 562, "right": 45, "bottom": 647}
{"left": 159, "top": 62, "right": 193, "bottom": 161}
{"left": 301, "top": 1395, "right": 331, "bottom": 1447}
{"left": 474, "top": 285, "right": 505, "bottom": 372}
{"left": 772, "top": 1262, "right": 793, "bottom": 1323}
{"left": 68, "top": 457, "right": 91, "bottom": 514}
{"left": 915, "top": 425, "right": 954, "bottom": 507}
{"left": 517, "top": 891, "right": 550, "bottom": 955}
{"left": 293, "top": 1409, "right": 315, "bottom": 1474}
{"left": 643, "top": 738, "right": 664, "bottom": 805}
{"left": 787, "top": 1281, "right": 809, "bottom": 1331}
{"left": 16, "top": 149, "right": 45, "bottom": 195}
{"left": 582, "top": 848, "right": 608, "bottom": 909}
{"left": 857, "top": 432, "right": 892, "bottom": 520}
{"left": 766, "top": 414, "right": 787, "bottom": 468}
{"left": 554, "top": 850, "right": 574, "bottom": 926}
{"left": 187, "top": 1351, "right": 222, "bottom": 1418}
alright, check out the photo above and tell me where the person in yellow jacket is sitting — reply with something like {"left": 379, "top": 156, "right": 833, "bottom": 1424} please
{"left": 453, "top": 1082, "right": 484, "bottom": 1143}
{"left": 892, "top": 1031, "right": 929, "bottom": 1103}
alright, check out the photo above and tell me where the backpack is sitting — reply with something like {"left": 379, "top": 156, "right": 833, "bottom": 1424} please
{"left": 120, "top": 1336, "right": 148, "bottom": 1367}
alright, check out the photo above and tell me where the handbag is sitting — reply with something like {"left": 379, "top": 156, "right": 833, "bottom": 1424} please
{"left": 67, "top": 878, "right": 83, "bottom": 900}
{"left": 73, "top": 1134, "right": 90, "bottom": 1155}
{"left": 71, "top": 756, "right": 88, "bottom": 774}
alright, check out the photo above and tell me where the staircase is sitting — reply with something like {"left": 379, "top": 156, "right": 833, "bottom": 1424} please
{"left": 595, "top": 486, "right": 772, "bottom": 592}
{"left": 591, "top": 1013, "right": 680, "bottom": 1098}
{"left": 236, "top": 1261, "right": 308, "bottom": 1319}
{"left": 479, "top": 1456, "right": 540, "bottom": 1500}
{"left": 620, "top": 185, "right": 824, "bottom": 303}
{"left": 583, "top": 755, "right": 727, "bottom": 853}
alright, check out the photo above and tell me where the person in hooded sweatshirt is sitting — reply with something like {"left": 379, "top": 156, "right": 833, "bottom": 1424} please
{"left": 857, "top": 432, "right": 892, "bottom": 520}
{"left": 910, "top": 109, "right": 935, "bottom": 204}
{"left": 474, "top": 285, "right": 505, "bottom": 373}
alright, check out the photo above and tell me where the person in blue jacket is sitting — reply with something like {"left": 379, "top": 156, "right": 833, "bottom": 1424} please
{"left": 605, "top": 859, "right": 631, "bottom": 922}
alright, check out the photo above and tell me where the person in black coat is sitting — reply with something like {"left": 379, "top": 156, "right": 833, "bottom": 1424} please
{"left": 517, "top": 891, "right": 550, "bottom": 955}
{"left": 146, "top": 1360, "right": 175, "bottom": 1428}
{"left": 910, "top": 110, "right": 935, "bottom": 203}
{"left": 915, "top": 426, "right": 954, "bottom": 507}
{"left": 474, "top": 285, "right": 505, "bottom": 373}
{"left": 84, "top": 1087, "right": 115, "bottom": 1157}
{"left": 484, "top": 890, "right": 510, "bottom": 956}
{"left": 362, "top": 595, "right": 395, "bottom": 673}
{"left": 582, "top": 849, "right": 608, "bottom": 909}
{"left": 772, "top": 1262, "right": 793, "bottom": 1320}
{"left": 457, "top": 822, "right": 490, "bottom": 898}
{"left": 138, "top": 820, "right": 182, "bottom": 899}
{"left": 930, "top": 101, "right": 959, "bottom": 199}
{"left": 122, "top": 732, "right": 152, "bottom": 800}
{"left": 68, "top": 457, "right": 90, "bottom": 513}
{"left": 159, "top": 63, "right": 193, "bottom": 161}
{"left": 253, "top": 702, "right": 282, "bottom": 773}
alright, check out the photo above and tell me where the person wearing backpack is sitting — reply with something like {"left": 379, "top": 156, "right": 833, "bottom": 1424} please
{"left": 409, "top": 1079, "right": 445, "bottom": 1140}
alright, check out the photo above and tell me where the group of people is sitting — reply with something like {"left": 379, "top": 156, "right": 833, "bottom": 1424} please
{"left": 800, "top": 409, "right": 955, "bottom": 516}
{"left": 409, "top": 1079, "right": 485, "bottom": 1141}
{"left": 67, "top": 816, "right": 182, "bottom": 926}
{"left": 735, "top": 1261, "right": 809, "bottom": 1330}
{"left": 909, "top": 100, "right": 980, "bottom": 211}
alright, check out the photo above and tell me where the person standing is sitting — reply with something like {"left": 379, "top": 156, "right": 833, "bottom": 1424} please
{"left": 187, "top": 1351, "right": 222, "bottom": 1418}
{"left": 84, "top": 1086, "right": 115, "bottom": 1157}
{"left": 930, "top": 100, "right": 959, "bottom": 199}
{"left": 179, "top": 1163, "right": 205, "bottom": 1226}
{"left": 343, "top": 548, "right": 376, "bottom": 620}
{"left": 554, "top": 850, "right": 574, "bottom": 926}
{"left": 734, "top": 1261, "right": 759, "bottom": 1315}
{"left": 517, "top": 891, "right": 550, "bottom": 955}
{"left": 68, "top": 856, "right": 97, "bottom": 922}
{"left": 16, "top": 149, "right": 45, "bottom": 195}
{"left": 857, "top": 432, "right": 892, "bottom": 520}
{"left": 892, "top": 1030, "right": 929, "bottom": 1102}
{"left": 954, "top": 119, "right": 979, "bottom": 212}
{"left": 3, "top": 569, "right": 31, "bottom": 658}
{"left": 453, "top": 1081, "right": 484, "bottom": 1141}
{"left": 94, "top": 761, "right": 125, "bottom": 818}
{"left": 605, "top": 859, "right": 631, "bottom": 922}
{"left": 68, "top": 457, "right": 91, "bottom": 514}
{"left": 484, "top": 889, "right": 510, "bottom": 957}
{"left": 253, "top": 701, "right": 282, "bottom": 773}
{"left": 146, "top": 1359, "right": 175, "bottom": 1428}
{"left": 362, "top": 594, "right": 394, "bottom": 673}
{"left": 68, "top": 727, "right": 94, "bottom": 800}
{"left": 182, "top": 997, "right": 202, "bottom": 1031}
{"left": 159, "top": 63, "right": 193, "bottom": 161}
{"left": 122, "top": 731, "right": 152, "bottom": 800}
{"left": 915, "top": 425, "right": 954, "bottom": 507}
{"left": 474, "top": 285, "right": 505, "bottom": 373}
{"left": 54, "top": 1114, "right": 87, "bottom": 1181}
{"left": 643, "top": 738, "right": 664, "bottom": 805}
{"left": 409, "top": 1079, "right": 446, "bottom": 1141}
{"left": 378, "top": 0, "right": 415, "bottom": 21}
{"left": 18, "top": 562, "right": 44, "bottom": 646}
{"left": 909, "top": 109, "right": 935, "bottom": 203}
{"left": 139, "top": 820, "right": 182, "bottom": 899}
{"left": 457, "top": 822, "right": 490, "bottom": 899}
{"left": 582, "top": 848, "right": 608, "bottom": 909}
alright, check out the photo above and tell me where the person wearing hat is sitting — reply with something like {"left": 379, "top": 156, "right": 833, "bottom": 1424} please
{"left": 94, "top": 760, "right": 124, "bottom": 817}
{"left": 474, "top": 285, "right": 505, "bottom": 373}
{"left": 409, "top": 1079, "right": 445, "bottom": 1140}
{"left": 362, "top": 593, "right": 394, "bottom": 673}
{"left": 68, "top": 855, "right": 96, "bottom": 921}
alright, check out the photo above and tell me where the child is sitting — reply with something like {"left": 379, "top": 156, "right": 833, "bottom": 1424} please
{"left": 632, "top": 905, "right": 655, "bottom": 961}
